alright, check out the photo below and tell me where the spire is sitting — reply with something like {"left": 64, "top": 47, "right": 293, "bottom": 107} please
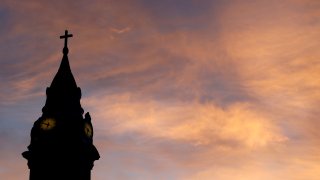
{"left": 42, "top": 30, "right": 83, "bottom": 116}
{"left": 50, "top": 51, "right": 77, "bottom": 89}
{"left": 50, "top": 30, "right": 76, "bottom": 89}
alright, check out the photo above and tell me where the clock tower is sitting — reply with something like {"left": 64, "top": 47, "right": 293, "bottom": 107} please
{"left": 22, "top": 30, "right": 100, "bottom": 180}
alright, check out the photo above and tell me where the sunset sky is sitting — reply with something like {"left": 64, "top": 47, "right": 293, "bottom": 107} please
{"left": 0, "top": 0, "right": 320, "bottom": 179}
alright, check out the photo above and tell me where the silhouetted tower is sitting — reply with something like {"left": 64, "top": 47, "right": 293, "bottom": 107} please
{"left": 22, "top": 30, "right": 100, "bottom": 180}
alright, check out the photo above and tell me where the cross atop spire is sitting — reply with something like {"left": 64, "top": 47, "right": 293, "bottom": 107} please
{"left": 60, "top": 30, "right": 73, "bottom": 54}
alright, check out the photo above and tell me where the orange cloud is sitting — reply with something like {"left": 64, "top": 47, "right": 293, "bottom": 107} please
{"left": 85, "top": 94, "right": 286, "bottom": 149}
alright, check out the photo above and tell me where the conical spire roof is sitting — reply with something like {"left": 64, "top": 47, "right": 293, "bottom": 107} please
{"left": 51, "top": 30, "right": 77, "bottom": 89}
{"left": 50, "top": 53, "right": 77, "bottom": 89}
{"left": 42, "top": 30, "right": 84, "bottom": 117}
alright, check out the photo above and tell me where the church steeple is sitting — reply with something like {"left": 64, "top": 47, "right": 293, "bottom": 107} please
{"left": 51, "top": 30, "right": 76, "bottom": 90}
{"left": 50, "top": 46, "right": 77, "bottom": 89}
{"left": 42, "top": 30, "right": 83, "bottom": 118}
{"left": 23, "top": 30, "right": 100, "bottom": 180}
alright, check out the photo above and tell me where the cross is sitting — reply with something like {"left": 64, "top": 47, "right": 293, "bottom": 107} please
{"left": 60, "top": 30, "right": 73, "bottom": 48}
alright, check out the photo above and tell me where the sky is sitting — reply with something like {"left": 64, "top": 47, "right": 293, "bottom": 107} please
{"left": 0, "top": 0, "right": 320, "bottom": 179}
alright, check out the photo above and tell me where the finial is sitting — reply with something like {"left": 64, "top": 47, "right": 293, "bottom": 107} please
{"left": 60, "top": 30, "right": 73, "bottom": 54}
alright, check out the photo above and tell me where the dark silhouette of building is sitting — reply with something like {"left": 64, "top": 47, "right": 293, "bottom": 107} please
{"left": 22, "top": 30, "right": 100, "bottom": 180}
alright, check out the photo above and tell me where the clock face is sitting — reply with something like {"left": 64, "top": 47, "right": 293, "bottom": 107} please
{"left": 84, "top": 123, "right": 93, "bottom": 137}
{"left": 40, "top": 118, "right": 56, "bottom": 130}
